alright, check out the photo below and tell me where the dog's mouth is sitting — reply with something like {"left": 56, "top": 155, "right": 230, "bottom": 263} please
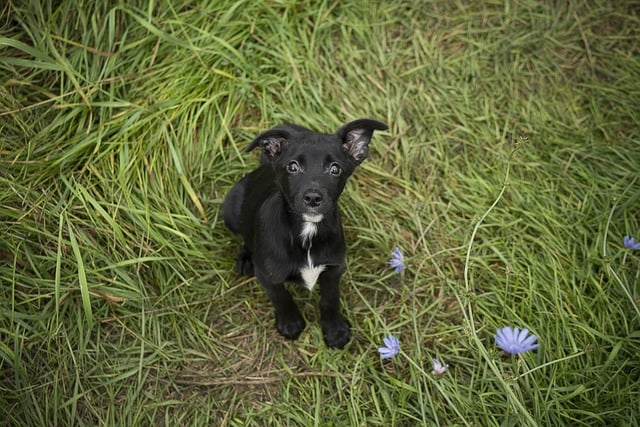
{"left": 302, "top": 213, "right": 324, "bottom": 223}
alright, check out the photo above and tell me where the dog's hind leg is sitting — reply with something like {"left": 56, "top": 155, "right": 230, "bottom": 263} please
{"left": 222, "top": 178, "right": 247, "bottom": 234}
{"left": 236, "top": 246, "right": 254, "bottom": 276}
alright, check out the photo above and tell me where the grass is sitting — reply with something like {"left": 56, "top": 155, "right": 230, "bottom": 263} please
{"left": 1, "top": 0, "right": 639, "bottom": 425}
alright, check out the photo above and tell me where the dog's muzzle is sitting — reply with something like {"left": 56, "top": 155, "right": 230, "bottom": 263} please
{"left": 302, "top": 213, "right": 324, "bottom": 223}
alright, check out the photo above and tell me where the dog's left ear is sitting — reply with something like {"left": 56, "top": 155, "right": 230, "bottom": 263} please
{"left": 246, "top": 128, "right": 290, "bottom": 160}
{"left": 337, "top": 119, "right": 388, "bottom": 165}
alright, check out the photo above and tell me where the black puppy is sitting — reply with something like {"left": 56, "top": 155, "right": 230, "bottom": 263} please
{"left": 222, "top": 119, "right": 387, "bottom": 348}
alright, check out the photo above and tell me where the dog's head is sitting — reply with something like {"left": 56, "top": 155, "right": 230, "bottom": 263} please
{"left": 247, "top": 119, "right": 388, "bottom": 220}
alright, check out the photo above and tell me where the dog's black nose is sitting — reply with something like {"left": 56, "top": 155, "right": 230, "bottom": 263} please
{"left": 303, "top": 190, "right": 323, "bottom": 207}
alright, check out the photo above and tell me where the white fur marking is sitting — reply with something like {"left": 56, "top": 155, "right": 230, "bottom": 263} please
{"left": 300, "top": 222, "right": 317, "bottom": 247}
{"left": 298, "top": 214, "right": 326, "bottom": 291}
{"left": 303, "top": 214, "right": 324, "bottom": 223}
{"left": 300, "top": 214, "right": 323, "bottom": 247}
{"left": 300, "top": 250, "right": 326, "bottom": 291}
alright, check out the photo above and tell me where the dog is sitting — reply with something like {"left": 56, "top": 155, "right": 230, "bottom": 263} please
{"left": 222, "top": 119, "right": 387, "bottom": 348}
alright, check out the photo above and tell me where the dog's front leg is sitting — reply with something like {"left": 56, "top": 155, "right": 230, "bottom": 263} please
{"left": 318, "top": 266, "right": 351, "bottom": 349}
{"left": 257, "top": 274, "right": 306, "bottom": 340}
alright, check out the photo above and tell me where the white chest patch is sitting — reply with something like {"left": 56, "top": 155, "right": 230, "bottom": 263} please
{"left": 300, "top": 257, "right": 327, "bottom": 291}
{"left": 298, "top": 214, "right": 326, "bottom": 291}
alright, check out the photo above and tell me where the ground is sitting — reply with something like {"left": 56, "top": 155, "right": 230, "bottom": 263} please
{"left": 1, "top": 1, "right": 639, "bottom": 425}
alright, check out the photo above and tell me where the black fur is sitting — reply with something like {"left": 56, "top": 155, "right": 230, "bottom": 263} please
{"left": 222, "top": 119, "right": 387, "bottom": 348}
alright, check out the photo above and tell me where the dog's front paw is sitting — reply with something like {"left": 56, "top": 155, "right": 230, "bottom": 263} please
{"left": 321, "top": 312, "right": 351, "bottom": 349}
{"left": 275, "top": 309, "right": 306, "bottom": 340}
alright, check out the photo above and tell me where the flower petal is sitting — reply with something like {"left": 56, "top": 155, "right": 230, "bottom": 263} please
{"left": 511, "top": 327, "right": 520, "bottom": 341}
{"left": 517, "top": 328, "right": 530, "bottom": 344}
{"left": 624, "top": 235, "right": 640, "bottom": 250}
{"left": 432, "top": 358, "right": 449, "bottom": 375}
{"left": 378, "top": 348, "right": 393, "bottom": 358}
{"left": 495, "top": 328, "right": 510, "bottom": 349}
{"left": 499, "top": 326, "right": 515, "bottom": 343}
{"left": 392, "top": 247, "right": 403, "bottom": 259}
{"left": 383, "top": 336, "right": 397, "bottom": 348}
{"left": 496, "top": 327, "right": 509, "bottom": 341}
{"left": 521, "top": 333, "right": 538, "bottom": 347}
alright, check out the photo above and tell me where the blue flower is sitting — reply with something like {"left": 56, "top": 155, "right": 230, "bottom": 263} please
{"left": 494, "top": 326, "right": 539, "bottom": 354}
{"left": 431, "top": 358, "right": 449, "bottom": 375}
{"left": 623, "top": 235, "right": 640, "bottom": 250}
{"left": 389, "top": 247, "right": 405, "bottom": 273}
{"left": 378, "top": 335, "right": 400, "bottom": 359}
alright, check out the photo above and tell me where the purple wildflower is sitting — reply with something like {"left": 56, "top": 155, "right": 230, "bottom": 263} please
{"left": 494, "top": 326, "right": 539, "bottom": 354}
{"left": 378, "top": 335, "right": 400, "bottom": 359}
{"left": 623, "top": 235, "right": 640, "bottom": 250}
{"left": 389, "top": 247, "right": 405, "bottom": 273}
{"left": 431, "top": 358, "right": 449, "bottom": 375}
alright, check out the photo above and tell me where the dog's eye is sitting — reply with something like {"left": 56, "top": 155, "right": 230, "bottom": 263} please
{"left": 287, "top": 161, "right": 301, "bottom": 174}
{"left": 329, "top": 163, "right": 342, "bottom": 176}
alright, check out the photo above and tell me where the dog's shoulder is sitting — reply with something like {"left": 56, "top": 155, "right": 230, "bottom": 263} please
{"left": 235, "top": 166, "right": 281, "bottom": 215}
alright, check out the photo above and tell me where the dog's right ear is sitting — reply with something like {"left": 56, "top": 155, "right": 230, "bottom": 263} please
{"left": 246, "top": 129, "right": 290, "bottom": 160}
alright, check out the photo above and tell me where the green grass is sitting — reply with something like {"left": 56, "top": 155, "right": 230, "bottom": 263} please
{"left": 2, "top": 0, "right": 639, "bottom": 425}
